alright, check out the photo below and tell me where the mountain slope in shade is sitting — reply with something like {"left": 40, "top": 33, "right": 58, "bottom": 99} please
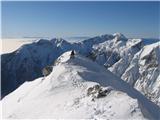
{"left": 2, "top": 51, "right": 160, "bottom": 119}
{"left": 1, "top": 34, "right": 115, "bottom": 98}
{"left": 1, "top": 38, "right": 72, "bottom": 98}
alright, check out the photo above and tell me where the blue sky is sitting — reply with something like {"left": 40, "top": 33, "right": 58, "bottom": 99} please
{"left": 2, "top": 1, "right": 160, "bottom": 38}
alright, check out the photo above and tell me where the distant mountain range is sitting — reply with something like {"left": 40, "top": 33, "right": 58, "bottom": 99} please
{"left": 1, "top": 33, "right": 160, "bottom": 107}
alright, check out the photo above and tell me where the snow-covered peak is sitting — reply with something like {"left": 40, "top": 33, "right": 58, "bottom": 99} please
{"left": 140, "top": 41, "right": 160, "bottom": 60}
{"left": 113, "top": 33, "right": 127, "bottom": 41}
{"left": 138, "top": 41, "right": 160, "bottom": 68}
{"left": 55, "top": 51, "right": 73, "bottom": 64}
{"left": 2, "top": 51, "right": 160, "bottom": 119}
{"left": 100, "top": 34, "right": 114, "bottom": 40}
{"left": 50, "top": 38, "right": 66, "bottom": 43}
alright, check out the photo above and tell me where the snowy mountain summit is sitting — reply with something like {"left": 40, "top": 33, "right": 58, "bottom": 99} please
{"left": 2, "top": 51, "right": 160, "bottom": 119}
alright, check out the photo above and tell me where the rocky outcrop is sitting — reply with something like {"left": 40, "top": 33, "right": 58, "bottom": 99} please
{"left": 42, "top": 66, "right": 53, "bottom": 76}
{"left": 87, "top": 84, "right": 113, "bottom": 99}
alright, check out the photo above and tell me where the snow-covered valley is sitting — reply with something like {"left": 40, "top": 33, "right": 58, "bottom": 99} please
{"left": 1, "top": 33, "right": 160, "bottom": 119}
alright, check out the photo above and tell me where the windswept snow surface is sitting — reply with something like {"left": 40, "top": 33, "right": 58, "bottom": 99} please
{"left": 2, "top": 51, "right": 160, "bottom": 119}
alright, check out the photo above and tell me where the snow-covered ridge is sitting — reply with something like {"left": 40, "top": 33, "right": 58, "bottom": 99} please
{"left": 2, "top": 51, "right": 160, "bottom": 119}
{"left": 1, "top": 33, "right": 117, "bottom": 98}
{"left": 91, "top": 37, "right": 160, "bottom": 105}
{"left": 1, "top": 33, "right": 160, "bottom": 107}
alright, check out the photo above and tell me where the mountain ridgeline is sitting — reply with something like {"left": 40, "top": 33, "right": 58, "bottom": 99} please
{"left": 2, "top": 51, "right": 160, "bottom": 119}
{"left": 1, "top": 33, "right": 160, "bottom": 106}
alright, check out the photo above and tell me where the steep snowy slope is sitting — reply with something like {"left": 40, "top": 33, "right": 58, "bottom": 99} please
{"left": 122, "top": 42, "right": 160, "bottom": 105}
{"left": 2, "top": 51, "right": 160, "bottom": 119}
{"left": 92, "top": 33, "right": 143, "bottom": 73}
{"left": 1, "top": 34, "right": 115, "bottom": 98}
{"left": 1, "top": 38, "right": 72, "bottom": 98}
{"left": 91, "top": 34, "right": 160, "bottom": 105}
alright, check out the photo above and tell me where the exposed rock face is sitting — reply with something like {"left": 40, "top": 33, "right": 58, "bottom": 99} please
{"left": 42, "top": 66, "right": 53, "bottom": 76}
{"left": 87, "top": 84, "right": 113, "bottom": 99}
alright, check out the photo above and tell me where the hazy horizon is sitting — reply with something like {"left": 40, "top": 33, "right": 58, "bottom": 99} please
{"left": 1, "top": 35, "right": 159, "bottom": 54}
